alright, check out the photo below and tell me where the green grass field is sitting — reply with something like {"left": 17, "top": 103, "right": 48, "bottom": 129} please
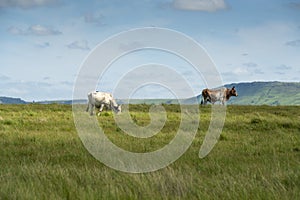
{"left": 0, "top": 104, "right": 299, "bottom": 199}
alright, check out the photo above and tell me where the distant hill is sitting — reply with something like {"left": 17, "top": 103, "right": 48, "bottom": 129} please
{"left": 1, "top": 81, "right": 299, "bottom": 105}
{"left": 0, "top": 97, "right": 27, "bottom": 104}
{"left": 180, "top": 81, "right": 300, "bottom": 105}
{"left": 223, "top": 81, "right": 300, "bottom": 105}
{"left": 37, "top": 99, "right": 86, "bottom": 105}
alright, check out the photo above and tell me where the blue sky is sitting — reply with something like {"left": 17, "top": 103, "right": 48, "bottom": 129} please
{"left": 1, "top": 0, "right": 299, "bottom": 101}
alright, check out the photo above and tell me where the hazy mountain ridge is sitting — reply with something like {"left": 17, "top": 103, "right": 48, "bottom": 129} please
{"left": 1, "top": 81, "right": 299, "bottom": 105}
{"left": 0, "top": 97, "right": 27, "bottom": 104}
{"left": 224, "top": 81, "right": 300, "bottom": 105}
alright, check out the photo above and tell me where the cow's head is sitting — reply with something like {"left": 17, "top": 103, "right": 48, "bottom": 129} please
{"left": 229, "top": 86, "right": 238, "bottom": 97}
{"left": 116, "top": 105, "right": 122, "bottom": 114}
{"left": 112, "top": 104, "right": 122, "bottom": 114}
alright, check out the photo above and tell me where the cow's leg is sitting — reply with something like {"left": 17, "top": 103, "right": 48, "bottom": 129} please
{"left": 201, "top": 97, "right": 206, "bottom": 105}
{"left": 97, "top": 104, "right": 105, "bottom": 116}
{"left": 222, "top": 99, "right": 226, "bottom": 105}
{"left": 209, "top": 97, "right": 216, "bottom": 105}
{"left": 206, "top": 97, "right": 211, "bottom": 105}
{"left": 86, "top": 103, "right": 90, "bottom": 112}
{"left": 220, "top": 98, "right": 225, "bottom": 105}
{"left": 99, "top": 104, "right": 105, "bottom": 112}
{"left": 89, "top": 104, "right": 95, "bottom": 115}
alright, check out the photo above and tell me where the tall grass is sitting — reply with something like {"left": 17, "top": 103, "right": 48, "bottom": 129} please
{"left": 0, "top": 104, "right": 299, "bottom": 199}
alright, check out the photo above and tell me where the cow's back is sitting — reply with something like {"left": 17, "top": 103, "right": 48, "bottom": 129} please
{"left": 96, "top": 92, "right": 112, "bottom": 104}
{"left": 201, "top": 87, "right": 227, "bottom": 104}
{"left": 88, "top": 92, "right": 111, "bottom": 107}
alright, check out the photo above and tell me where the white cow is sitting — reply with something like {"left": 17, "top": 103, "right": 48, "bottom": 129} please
{"left": 86, "top": 91, "right": 121, "bottom": 116}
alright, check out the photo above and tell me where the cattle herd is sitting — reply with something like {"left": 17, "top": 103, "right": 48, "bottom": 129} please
{"left": 86, "top": 87, "right": 238, "bottom": 115}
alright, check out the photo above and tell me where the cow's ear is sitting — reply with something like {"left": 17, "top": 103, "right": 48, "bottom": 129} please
{"left": 232, "top": 86, "right": 235, "bottom": 89}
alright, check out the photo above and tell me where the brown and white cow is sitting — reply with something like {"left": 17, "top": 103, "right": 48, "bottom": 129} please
{"left": 200, "top": 86, "right": 238, "bottom": 105}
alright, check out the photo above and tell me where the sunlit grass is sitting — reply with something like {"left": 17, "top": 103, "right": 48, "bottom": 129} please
{"left": 0, "top": 104, "right": 299, "bottom": 199}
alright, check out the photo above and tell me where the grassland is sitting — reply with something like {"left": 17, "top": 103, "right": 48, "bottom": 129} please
{"left": 0, "top": 104, "right": 299, "bottom": 199}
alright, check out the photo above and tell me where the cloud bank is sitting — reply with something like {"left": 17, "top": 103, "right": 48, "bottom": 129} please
{"left": 84, "top": 12, "right": 105, "bottom": 26}
{"left": 172, "top": 0, "right": 227, "bottom": 12}
{"left": 0, "top": 0, "right": 59, "bottom": 9}
{"left": 8, "top": 25, "right": 62, "bottom": 36}
{"left": 286, "top": 39, "right": 300, "bottom": 47}
{"left": 66, "top": 40, "right": 90, "bottom": 50}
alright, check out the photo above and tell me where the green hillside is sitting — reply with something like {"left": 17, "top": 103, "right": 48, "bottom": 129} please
{"left": 224, "top": 82, "right": 300, "bottom": 105}
{"left": 1, "top": 81, "right": 299, "bottom": 105}
{"left": 122, "top": 82, "right": 300, "bottom": 106}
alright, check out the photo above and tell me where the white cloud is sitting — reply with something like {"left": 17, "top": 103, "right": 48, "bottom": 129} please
{"left": 35, "top": 42, "right": 50, "bottom": 48}
{"left": 0, "top": 74, "right": 10, "bottom": 81}
{"left": 119, "top": 41, "right": 145, "bottom": 52}
{"left": 243, "top": 62, "right": 258, "bottom": 68}
{"left": 286, "top": 39, "right": 300, "bottom": 47}
{"left": 43, "top": 76, "right": 51, "bottom": 80}
{"left": 221, "top": 66, "right": 265, "bottom": 83}
{"left": 7, "top": 25, "right": 62, "bottom": 36}
{"left": 275, "top": 64, "right": 292, "bottom": 70}
{"left": 28, "top": 25, "right": 61, "bottom": 35}
{"left": 172, "top": 0, "right": 227, "bottom": 12}
{"left": 237, "top": 22, "right": 296, "bottom": 51}
{"left": 0, "top": 0, "right": 59, "bottom": 9}
{"left": 66, "top": 40, "right": 90, "bottom": 50}
{"left": 288, "top": 2, "right": 300, "bottom": 10}
{"left": 253, "top": 69, "right": 264, "bottom": 75}
{"left": 84, "top": 12, "right": 105, "bottom": 26}
{"left": 233, "top": 22, "right": 298, "bottom": 77}
{"left": 7, "top": 26, "right": 24, "bottom": 35}
{"left": 0, "top": 79, "right": 73, "bottom": 101}
{"left": 233, "top": 67, "right": 249, "bottom": 76}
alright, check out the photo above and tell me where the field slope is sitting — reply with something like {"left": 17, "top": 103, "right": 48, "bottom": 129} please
{"left": 0, "top": 104, "right": 299, "bottom": 199}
